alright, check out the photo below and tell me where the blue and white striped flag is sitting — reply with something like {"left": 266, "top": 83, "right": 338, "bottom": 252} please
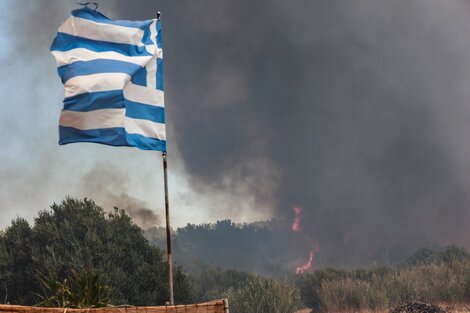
{"left": 51, "top": 7, "right": 166, "bottom": 151}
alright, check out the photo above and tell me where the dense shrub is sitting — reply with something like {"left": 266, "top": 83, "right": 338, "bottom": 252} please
{"left": 34, "top": 267, "right": 109, "bottom": 308}
{"left": 0, "top": 198, "right": 193, "bottom": 306}
{"left": 225, "top": 275, "right": 300, "bottom": 313}
{"left": 192, "top": 266, "right": 255, "bottom": 301}
{"left": 296, "top": 267, "right": 347, "bottom": 311}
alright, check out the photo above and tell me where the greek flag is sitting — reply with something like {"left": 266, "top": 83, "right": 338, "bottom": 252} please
{"left": 50, "top": 7, "right": 166, "bottom": 151}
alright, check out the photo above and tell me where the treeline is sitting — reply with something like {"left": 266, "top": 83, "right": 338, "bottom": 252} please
{"left": 145, "top": 220, "right": 307, "bottom": 276}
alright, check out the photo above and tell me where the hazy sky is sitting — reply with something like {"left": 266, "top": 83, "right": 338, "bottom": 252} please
{"left": 2, "top": 0, "right": 470, "bottom": 264}
{"left": 0, "top": 1, "right": 272, "bottom": 230}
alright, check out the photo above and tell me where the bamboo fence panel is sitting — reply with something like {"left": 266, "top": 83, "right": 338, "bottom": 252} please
{"left": 0, "top": 299, "right": 229, "bottom": 313}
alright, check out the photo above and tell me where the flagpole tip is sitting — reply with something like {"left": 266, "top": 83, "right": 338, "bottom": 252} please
{"left": 157, "top": 11, "right": 161, "bottom": 19}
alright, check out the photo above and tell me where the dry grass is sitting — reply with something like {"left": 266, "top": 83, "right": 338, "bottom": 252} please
{"left": 453, "top": 304, "right": 470, "bottom": 312}
{"left": 298, "top": 261, "right": 470, "bottom": 313}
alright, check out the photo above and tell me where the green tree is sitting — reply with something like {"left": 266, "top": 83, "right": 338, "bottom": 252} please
{"left": 0, "top": 218, "right": 37, "bottom": 304}
{"left": 0, "top": 197, "right": 193, "bottom": 306}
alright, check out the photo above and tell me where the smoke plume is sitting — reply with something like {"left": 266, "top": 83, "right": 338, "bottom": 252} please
{"left": 2, "top": 0, "right": 470, "bottom": 267}
{"left": 110, "top": 0, "right": 470, "bottom": 266}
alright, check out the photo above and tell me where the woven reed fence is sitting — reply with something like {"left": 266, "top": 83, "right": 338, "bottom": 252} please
{"left": 0, "top": 299, "right": 229, "bottom": 313}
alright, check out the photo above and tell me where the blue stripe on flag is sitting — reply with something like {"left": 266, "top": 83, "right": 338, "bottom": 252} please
{"left": 59, "top": 126, "right": 129, "bottom": 147}
{"left": 125, "top": 100, "right": 165, "bottom": 124}
{"left": 58, "top": 59, "right": 142, "bottom": 83}
{"left": 51, "top": 33, "right": 152, "bottom": 57}
{"left": 141, "top": 27, "right": 153, "bottom": 46}
{"left": 130, "top": 67, "right": 147, "bottom": 86}
{"left": 63, "top": 90, "right": 124, "bottom": 111}
{"left": 72, "top": 8, "right": 153, "bottom": 31}
{"left": 126, "top": 133, "right": 166, "bottom": 151}
{"left": 156, "top": 20, "right": 162, "bottom": 48}
{"left": 156, "top": 58, "right": 164, "bottom": 91}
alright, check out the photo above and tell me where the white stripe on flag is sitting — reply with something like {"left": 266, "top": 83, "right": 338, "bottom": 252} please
{"left": 145, "top": 20, "right": 157, "bottom": 89}
{"left": 51, "top": 49, "right": 155, "bottom": 67}
{"left": 146, "top": 56, "right": 157, "bottom": 89}
{"left": 60, "top": 109, "right": 125, "bottom": 130}
{"left": 124, "top": 82, "right": 164, "bottom": 107}
{"left": 59, "top": 16, "right": 146, "bottom": 46}
{"left": 125, "top": 117, "right": 166, "bottom": 140}
{"left": 64, "top": 73, "right": 130, "bottom": 97}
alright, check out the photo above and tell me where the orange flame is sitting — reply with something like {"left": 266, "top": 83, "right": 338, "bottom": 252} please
{"left": 292, "top": 207, "right": 302, "bottom": 232}
{"left": 296, "top": 251, "right": 314, "bottom": 274}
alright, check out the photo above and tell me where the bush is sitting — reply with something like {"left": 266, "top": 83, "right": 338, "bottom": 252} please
{"left": 296, "top": 267, "right": 347, "bottom": 311}
{"left": 225, "top": 275, "right": 300, "bottom": 313}
{"left": 192, "top": 266, "right": 254, "bottom": 301}
{"left": 34, "top": 268, "right": 109, "bottom": 308}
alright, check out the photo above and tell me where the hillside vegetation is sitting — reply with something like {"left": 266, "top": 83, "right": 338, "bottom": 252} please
{"left": 297, "top": 246, "right": 470, "bottom": 312}
{"left": 1, "top": 197, "right": 470, "bottom": 313}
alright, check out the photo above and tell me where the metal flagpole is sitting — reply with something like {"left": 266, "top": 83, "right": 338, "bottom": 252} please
{"left": 162, "top": 152, "right": 174, "bottom": 305}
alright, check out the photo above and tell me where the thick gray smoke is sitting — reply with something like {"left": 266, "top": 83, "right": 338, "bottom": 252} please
{"left": 111, "top": 0, "right": 470, "bottom": 266}
{"left": 3, "top": 0, "right": 470, "bottom": 267}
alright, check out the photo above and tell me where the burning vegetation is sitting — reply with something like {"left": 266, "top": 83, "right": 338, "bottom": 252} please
{"left": 291, "top": 206, "right": 316, "bottom": 274}
{"left": 296, "top": 251, "right": 314, "bottom": 275}
{"left": 292, "top": 207, "right": 303, "bottom": 232}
